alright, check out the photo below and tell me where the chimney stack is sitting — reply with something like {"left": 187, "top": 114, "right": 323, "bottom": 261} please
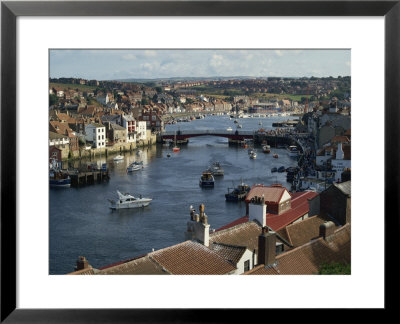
{"left": 319, "top": 221, "right": 335, "bottom": 240}
{"left": 249, "top": 195, "right": 267, "bottom": 227}
{"left": 184, "top": 204, "right": 210, "bottom": 246}
{"left": 257, "top": 227, "right": 276, "bottom": 266}
{"left": 74, "top": 256, "right": 91, "bottom": 271}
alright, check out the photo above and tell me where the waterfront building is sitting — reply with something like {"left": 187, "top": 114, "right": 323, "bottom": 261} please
{"left": 121, "top": 114, "right": 136, "bottom": 143}
{"left": 138, "top": 107, "right": 164, "bottom": 132}
{"left": 106, "top": 122, "right": 128, "bottom": 146}
{"left": 136, "top": 121, "right": 147, "bottom": 142}
{"left": 49, "top": 141, "right": 65, "bottom": 162}
{"left": 84, "top": 123, "right": 106, "bottom": 148}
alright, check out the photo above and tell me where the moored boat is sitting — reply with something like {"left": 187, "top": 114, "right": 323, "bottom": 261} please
{"left": 49, "top": 170, "right": 71, "bottom": 188}
{"left": 209, "top": 162, "right": 224, "bottom": 176}
{"left": 273, "top": 154, "right": 279, "bottom": 158}
{"left": 113, "top": 155, "right": 124, "bottom": 161}
{"left": 49, "top": 158, "right": 71, "bottom": 188}
{"left": 278, "top": 166, "right": 286, "bottom": 173}
{"left": 271, "top": 167, "right": 278, "bottom": 173}
{"left": 199, "top": 170, "right": 215, "bottom": 188}
{"left": 288, "top": 145, "right": 299, "bottom": 157}
{"left": 127, "top": 162, "right": 143, "bottom": 172}
{"left": 249, "top": 151, "right": 257, "bottom": 159}
{"left": 225, "top": 181, "right": 250, "bottom": 201}
{"left": 262, "top": 145, "right": 271, "bottom": 153}
{"left": 172, "top": 131, "right": 180, "bottom": 152}
{"left": 226, "top": 127, "right": 233, "bottom": 131}
{"left": 109, "top": 190, "right": 152, "bottom": 210}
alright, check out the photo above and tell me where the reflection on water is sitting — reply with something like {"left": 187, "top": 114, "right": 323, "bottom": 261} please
{"left": 50, "top": 115, "right": 299, "bottom": 274}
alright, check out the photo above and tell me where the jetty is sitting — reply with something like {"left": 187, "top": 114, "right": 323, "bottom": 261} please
{"left": 66, "top": 170, "right": 110, "bottom": 187}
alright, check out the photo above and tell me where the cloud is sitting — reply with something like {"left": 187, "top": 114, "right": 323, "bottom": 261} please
{"left": 210, "top": 54, "right": 224, "bottom": 68}
{"left": 122, "top": 54, "right": 137, "bottom": 60}
{"left": 274, "top": 50, "right": 284, "bottom": 57}
{"left": 144, "top": 50, "right": 157, "bottom": 57}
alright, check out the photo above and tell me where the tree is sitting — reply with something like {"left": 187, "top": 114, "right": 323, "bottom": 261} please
{"left": 49, "top": 94, "right": 58, "bottom": 106}
{"left": 318, "top": 262, "right": 351, "bottom": 275}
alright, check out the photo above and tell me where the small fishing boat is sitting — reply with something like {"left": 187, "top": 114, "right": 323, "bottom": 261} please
{"left": 225, "top": 181, "right": 250, "bottom": 201}
{"left": 172, "top": 131, "right": 180, "bottom": 152}
{"left": 199, "top": 170, "right": 215, "bottom": 188}
{"left": 113, "top": 155, "right": 124, "bottom": 161}
{"left": 273, "top": 154, "right": 279, "bottom": 158}
{"left": 262, "top": 145, "right": 271, "bottom": 153}
{"left": 49, "top": 170, "right": 71, "bottom": 188}
{"left": 49, "top": 158, "right": 71, "bottom": 188}
{"left": 278, "top": 166, "right": 286, "bottom": 173}
{"left": 109, "top": 190, "right": 152, "bottom": 210}
{"left": 208, "top": 161, "right": 224, "bottom": 176}
{"left": 249, "top": 151, "right": 257, "bottom": 159}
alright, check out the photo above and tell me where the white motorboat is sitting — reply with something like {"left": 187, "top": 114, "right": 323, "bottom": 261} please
{"left": 249, "top": 151, "right": 257, "bottom": 159}
{"left": 109, "top": 190, "right": 152, "bottom": 210}
{"left": 113, "top": 155, "right": 124, "bottom": 161}
{"left": 127, "top": 162, "right": 142, "bottom": 172}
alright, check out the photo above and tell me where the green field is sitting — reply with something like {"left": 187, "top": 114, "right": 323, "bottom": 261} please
{"left": 49, "top": 82, "right": 97, "bottom": 92}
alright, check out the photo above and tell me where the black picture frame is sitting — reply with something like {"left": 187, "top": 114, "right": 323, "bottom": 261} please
{"left": 1, "top": 0, "right": 397, "bottom": 321}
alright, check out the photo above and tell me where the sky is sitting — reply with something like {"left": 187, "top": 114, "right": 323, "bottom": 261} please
{"left": 50, "top": 49, "right": 351, "bottom": 80}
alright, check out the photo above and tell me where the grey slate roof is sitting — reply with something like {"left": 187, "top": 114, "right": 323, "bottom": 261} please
{"left": 335, "top": 181, "right": 351, "bottom": 196}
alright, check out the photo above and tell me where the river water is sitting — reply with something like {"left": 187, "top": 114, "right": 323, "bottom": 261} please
{"left": 49, "top": 114, "right": 299, "bottom": 274}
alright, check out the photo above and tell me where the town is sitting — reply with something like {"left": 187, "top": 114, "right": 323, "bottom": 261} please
{"left": 49, "top": 74, "right": 351, "bottom": 275}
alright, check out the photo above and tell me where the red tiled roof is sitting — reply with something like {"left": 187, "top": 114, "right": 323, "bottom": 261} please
{"left": 266, "top": 191, "right": 319, "bottom": 231}
{"left": 217, "top": 191, "right": 319, "bottom": 233}
{"left": 244, "top": 223, "right": 351, "bottom": 275}
{"left": 216, "top": 216, "right": 249, "bottom": 232}
{"left": 245, "top": 184, "right": 289, "bottom": 204}
{"left": 150, "top": 240, "right": 236, "bottom": 275}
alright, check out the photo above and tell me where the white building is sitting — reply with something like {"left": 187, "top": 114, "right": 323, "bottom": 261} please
{"left": 49, "top": 131, "right": 69, "bottom": 146}
{"left": 96, "top": 94, "right": 109, "bottom": 105}
{"left": 331, "top": 142, "right": 351, "bottom": 182}
{"left": 136, "top": 121, "right": 147, "bottom": 142}
{"left": 85, "top": 123, "right": 106, "bottom": 148}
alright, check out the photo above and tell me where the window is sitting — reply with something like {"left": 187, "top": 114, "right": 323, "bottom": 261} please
{"left": 244, "top": 260, "right": 250, "bottom": 272}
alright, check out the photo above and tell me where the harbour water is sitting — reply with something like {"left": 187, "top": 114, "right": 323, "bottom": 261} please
{"left": 49, "top": 114, "right": 299, "bottom": 274}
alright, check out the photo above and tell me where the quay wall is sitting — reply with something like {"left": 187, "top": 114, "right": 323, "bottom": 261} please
{"left": 61, "top": 133, "right": 157, "bottom": 161}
